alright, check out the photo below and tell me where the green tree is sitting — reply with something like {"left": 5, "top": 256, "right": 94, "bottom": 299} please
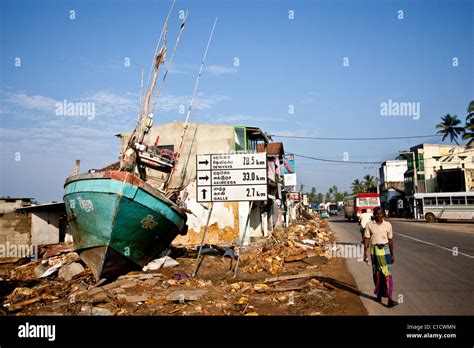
{"left": 325, "top": 192, "right": 331, "bottom": 202}
{"left": 328, "top": 185, "right": 338, "bottom": 201}
{"left": 462, "top": 101, "right": 474, "bottom": 146}
{"left": 436, "top": 114, "right": 464, "bottom": 145}
{"left": 363, "top": 175, "right": 377, "bottom": 193}
{"left": 351, "top": 179, "right": 364, "bottom": 194}
{"left": 316, "top": 193, "right": 324, "bottom": 203}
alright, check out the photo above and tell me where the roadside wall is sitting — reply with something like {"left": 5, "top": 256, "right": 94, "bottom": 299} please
{"left": 0, "top": 212, "right": 31, "bottom": 248}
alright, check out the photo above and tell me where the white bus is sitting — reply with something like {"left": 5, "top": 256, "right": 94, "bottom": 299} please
{"left": 414, "top": 192, "right": 474, "bottom": 223}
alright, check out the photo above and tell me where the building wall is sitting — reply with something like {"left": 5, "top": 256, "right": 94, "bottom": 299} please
{"left": 31, "top": 211, "right": 61, "bottom": 245}
{"left": 419, "top": 145, "right": 473, "bottom": 193}
{"left": 384, "top": 160, "right": 407, "bottom": 183}
{"left": 0, "top": 199, "right": 32, "bottom": 214}
{"left": 0, "top": 212, "right": 31, "bottom": 247}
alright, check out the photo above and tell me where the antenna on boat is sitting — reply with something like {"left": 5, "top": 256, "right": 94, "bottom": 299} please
{"left": 163, "top": 17, "right": 218, "bottom": 194}
{"left": 151, "top": 10, "right": 188, "bottom": 114}
{"left": 139, "top": 68, "right": 144, "bottom": 107}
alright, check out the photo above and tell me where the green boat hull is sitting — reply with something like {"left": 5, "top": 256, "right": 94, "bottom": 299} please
{"left": 63, "top": 171, "right": 187, "bottom": 280}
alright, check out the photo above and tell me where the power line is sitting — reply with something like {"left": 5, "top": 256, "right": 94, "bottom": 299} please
{"left": 270, "top": 134, "right": 441, "bottom": 141}
{"left": 294, "top": 153, "right": 382, "bottom": 164}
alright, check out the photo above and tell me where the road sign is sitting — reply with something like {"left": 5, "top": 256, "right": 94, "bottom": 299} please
{"left": 196, "top": 153, "right": 268, "bottom": 202}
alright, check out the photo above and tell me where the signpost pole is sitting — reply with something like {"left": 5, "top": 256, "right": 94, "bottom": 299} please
{"left": 233, "top": 201, "right": 254, "bottom": 278}
{"left": 192, "top": 202, "right": 214, "bottom": 277}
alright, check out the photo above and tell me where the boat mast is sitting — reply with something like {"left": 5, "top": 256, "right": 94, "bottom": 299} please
{"left": 151, "top": 11, "right": 188, "bottom": 114}
{"left": 164, "top": 18, "right": 218, "bottom": 194}
{"left": 120, "top": 2, "right": 175, "bottom": 174}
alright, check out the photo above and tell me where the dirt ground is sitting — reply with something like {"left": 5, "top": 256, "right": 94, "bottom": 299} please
{"left": 0, "top": 216, "right": 367, "bottom": 316}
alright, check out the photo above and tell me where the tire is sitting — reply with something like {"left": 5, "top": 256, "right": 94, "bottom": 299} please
{"left": 425, "top": 213, "right": 437, "bottom": 223}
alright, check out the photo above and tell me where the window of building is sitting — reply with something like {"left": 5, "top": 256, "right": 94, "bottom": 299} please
{"left": 451, "top": 196, "right": 466, "bottom": 205}
{"left": 436, "top": 197, "right": 451, "bottom": 205}
{"left": 467, "top": 196, "right": 474, "bottom": 205}
{"left": 234, "top": 127, "right": 246, "bottom": 152}
{"left": 247, "top": 137, "right": 257, "bottom": 153}
{"left": 417, "top": 152, "right": 425, "bottom": 171}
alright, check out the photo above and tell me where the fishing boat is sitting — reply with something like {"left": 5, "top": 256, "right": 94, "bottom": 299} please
{"left": 64, "top": 170, "right": 188, "bottom": 280}
{"left": 62, "top": 4, "right": 205, "bottom": 281}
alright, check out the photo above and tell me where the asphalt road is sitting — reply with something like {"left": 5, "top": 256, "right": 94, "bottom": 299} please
{"left": 327, "top": 215, "right": 474, "bottom": 315}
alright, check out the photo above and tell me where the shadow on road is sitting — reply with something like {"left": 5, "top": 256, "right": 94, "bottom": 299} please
{"left": 315, "top": 275, "right": 380, "bottom": 304}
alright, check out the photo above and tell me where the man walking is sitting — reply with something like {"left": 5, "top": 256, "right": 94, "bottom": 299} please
{"left": 358, "top": 209, "right": 372, "bottom": 243}
{"left": 363, "top": 207, "right": 397, "bottom": 308}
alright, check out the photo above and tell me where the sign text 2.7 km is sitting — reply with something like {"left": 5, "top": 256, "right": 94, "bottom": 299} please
{"left": 196, "top": 153, "right": 268, "bottom": 202}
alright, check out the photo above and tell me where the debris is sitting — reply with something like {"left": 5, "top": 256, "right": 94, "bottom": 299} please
{"left": 284, "top": 252, "right": 307, "bottom": 263}
{"left": 172, "top": 273, "right": 190, "bottom": 280}
{"left": 264, "top": 271, "right": 320, "bottom": 283}
{"left": 237, "top": 297, "right": 248, "bottom": 305}
{"left": 117, "top": 294, "right": 151, "bottom": 303}
{"left": 138, "top": 274, "right": 154, "bottom": 280}
{"left": 302, "top": 239, "right": 317, "bottom": 246}
{"left": 253, "top": 284, "right": 271, "bottom": 293}
{"left": 119, "top": 281, "right": 136, "bottom": 289}
{"left": 6, "top": 287, "right": 36, "bottom": 304}
{"left": 58, "top": 262, "right": 85, "bottom": 281}
{"left": 142, "top": 256, "right": 179, "bottom": 271}
{"left": 92, "top": 307, "right": 113, "bottom": 316}
{"left": 277, "top": 295, "right": 287, "bottom": 303}
{"left": 288, "top": 292, "right": 295, "bottom": 305}
{"left": 302, "top": 256, "right": 328, "bottom": 266}
{"left": 273, "top": 278, "right": 308, "bottom": 292}
{"left": 245, "top": 312, "right": 258, "bottom": 316}
{"left": 166, "top": 290, "right": 208, "bottom": 302}
{"left": 42, "top": 244, "right": 73, "bottom": 258}
{"left": 323, "top": 282, "right": 336, "bottom": 291}
{"left": 293, "top": 242, "right": 310, "bottom": 250}
{"left": 5, "top": 294, "right": 58, "bottom": 312}
{"left": 34, "top": 262, "right": 63, "bottom": 278}
{"left": 198, "top": 244, "right": 237, "bottom": 259}
{"left": 78, "top": 304, "right": 92, "bottom": 316}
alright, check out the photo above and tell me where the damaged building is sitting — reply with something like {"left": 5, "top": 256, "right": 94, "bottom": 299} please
{"left": 117, "top": 121, "right": 287, "bottom": 246}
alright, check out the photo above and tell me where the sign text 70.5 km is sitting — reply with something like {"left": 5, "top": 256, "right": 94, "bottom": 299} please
{"left": 196, "top": 153, "right": 268, "bottom": 202}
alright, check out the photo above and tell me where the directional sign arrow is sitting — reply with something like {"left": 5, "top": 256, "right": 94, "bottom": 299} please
{"left": 201, "top": 189, "right": 207, "bottom": 199}
{"left": 198, "top": 159, "right": 209, "bottom": 166}
{"left": 199, "top": 175, "right": 209, "bottom": 181}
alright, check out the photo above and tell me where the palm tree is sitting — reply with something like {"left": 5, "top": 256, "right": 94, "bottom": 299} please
{"left": 462, "top": 101, "right": 474, "bottom": 146}
{"left": 351, "top": 179, "right": 364, "bottom": 194}
{"left": 328, "top": 185, "right": 338, "bottom": 201}
{"left": 316, "top": 193, "right": 324, "bottom": 203}
{"left": 436, "top": 114, "right": 464, "bottom": 145}
{"left": 325, "top": 192, "right": 331, "bottom": 202}
{"left": 363, "top": 175, "right": 376, "bottom": 192}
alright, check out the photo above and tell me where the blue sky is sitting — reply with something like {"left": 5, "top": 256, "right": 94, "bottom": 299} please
{"left": 1, "top": 0, "right": 473, "bottom": 202}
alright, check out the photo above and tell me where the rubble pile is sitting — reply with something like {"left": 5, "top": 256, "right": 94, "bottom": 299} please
{"left": 0, "top": 216, "right": 358, "bottom": 316}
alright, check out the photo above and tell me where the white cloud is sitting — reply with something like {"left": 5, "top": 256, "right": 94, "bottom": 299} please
{"left": 205, "top": 65, "right": 238, "bottom": 75}
{"left": 210, "top": 113, "right": 290, "bottom": 124}
{"left": 5, "top": 91, "right": 60, "bottom": 113}
{"left": 2, "top": 90, "right": 227, "bottom": 120}
{"left": 157, "top": 93, "right": 229, "bottom": 111}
